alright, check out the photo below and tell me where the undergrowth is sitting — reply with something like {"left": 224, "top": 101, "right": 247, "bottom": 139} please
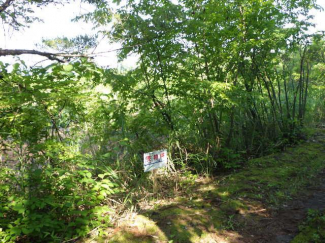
{"left": 83, "top": 128, "right": 325, "bottom": 243}
{"left": 292, "top": 209, "right": 325, "bottom": 243}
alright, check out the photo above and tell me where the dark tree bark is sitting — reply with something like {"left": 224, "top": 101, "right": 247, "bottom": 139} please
{"left": 0, "top": 0, "right": 15, "bottom": 14}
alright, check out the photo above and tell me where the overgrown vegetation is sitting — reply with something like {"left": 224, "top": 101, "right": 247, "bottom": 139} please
{"left": 0, "top": 0, "right": 325, "bottom": 242}
{"left": 89, "top": 130, "right": 325, "bottom": 242}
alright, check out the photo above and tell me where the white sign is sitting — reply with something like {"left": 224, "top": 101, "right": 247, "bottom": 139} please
{"left": 143, "top": 149, "right": 167, "bottom": 172}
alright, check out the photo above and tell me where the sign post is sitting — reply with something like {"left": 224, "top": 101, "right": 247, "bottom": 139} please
{"left": 143, "top": 149, "right": 167, "bottom": 193}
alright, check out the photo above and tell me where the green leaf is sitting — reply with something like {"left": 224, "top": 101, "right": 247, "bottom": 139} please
{"left": 10, "top": 227, "right": 21, "bottom": 236}
{"left": 22, "top": 227, "right": 33, "bottom": 234}
{"left": 63, "top": 64, "right": 73, "bottom": 72}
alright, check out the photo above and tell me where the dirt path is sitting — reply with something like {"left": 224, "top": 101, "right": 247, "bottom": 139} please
{"left": 236, "top": 172, "right": 325, "bottom": 243}
{"left": 231, "top": 130, "right": 325, "bottom": 243}
{"left": 238, "top": 130, "right": 325, "bottom": 243}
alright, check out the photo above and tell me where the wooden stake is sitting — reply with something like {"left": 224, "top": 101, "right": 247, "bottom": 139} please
{"left": 152, "top": 169, "right": 158, "bottom": 193}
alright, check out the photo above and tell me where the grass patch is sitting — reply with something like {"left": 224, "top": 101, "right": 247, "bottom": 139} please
{"left": 292, "top": 209, "right": 325, "bottom": 243}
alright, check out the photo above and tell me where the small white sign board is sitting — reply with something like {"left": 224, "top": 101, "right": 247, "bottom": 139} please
{"left": 144, "top": 149, "right": 167, "bottom": 172}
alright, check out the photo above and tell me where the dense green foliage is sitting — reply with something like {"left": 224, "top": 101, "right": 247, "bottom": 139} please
{"left": 89, "top": 0, "right": 325, "bottom": 171}
{"left": 0, "top": 0, "right": 324, "bottom": 242}
{"left": 0, "top": 61, "right": 120, "bottom": 241}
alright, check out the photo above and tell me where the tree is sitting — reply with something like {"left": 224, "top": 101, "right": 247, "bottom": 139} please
{"left": 0, "top": 0, "right": 63, "bottom": 30}
{"left": 81, "top": 0, "right": 322, "bottom": 168}
{"left": 0, "top": 0, "right": 99, "bottom": 62}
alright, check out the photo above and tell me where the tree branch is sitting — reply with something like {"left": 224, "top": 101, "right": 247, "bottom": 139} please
{"left": 0, "top": 48, "right": 90, "bottom": 62}
{"left": 0, "top": 0, "right": 15, "bottom": 14}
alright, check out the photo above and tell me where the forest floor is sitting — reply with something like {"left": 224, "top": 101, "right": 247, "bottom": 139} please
{"left": 84, "top": 127, "right": 325, "bottom": 243}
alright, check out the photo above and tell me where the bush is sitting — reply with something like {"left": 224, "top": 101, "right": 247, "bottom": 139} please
{"left": 0, "top": 156, "right": 119, "bottom": 242}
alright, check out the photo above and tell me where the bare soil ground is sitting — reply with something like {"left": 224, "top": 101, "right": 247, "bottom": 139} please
{"left": 234, "top": 172, "right": 325, "bottom": 243}
{"left": 234, "top": 130, "right": 325, "bottom": 243}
